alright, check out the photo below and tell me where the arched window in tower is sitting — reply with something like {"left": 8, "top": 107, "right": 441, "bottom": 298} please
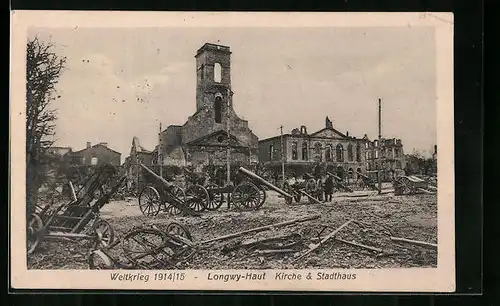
{"left": 356, "top": 143, "right": 361, "bottom": 162}
{"left": 291, "top": 142, "right": 298, "bottom": 160}
{"left": 301, "top": 142, "right": 308, "bottom": 160}
{"left": 214, "top": 63, "right": 222, "bottom": 83}
{"left": 347, "top": 144, "right": 354, "bottom": 161}
{"left": 336, "top": 144, "right": 344, "bottom": 162}
{"left": 214, "top": 96, "right": 223, "bottom": 123}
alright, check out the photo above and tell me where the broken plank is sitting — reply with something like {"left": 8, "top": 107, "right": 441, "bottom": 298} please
{"left": 390, "top": 236, "right": 437, "bottom": 249}
{"left": 292, "top": 219, "right": 353, "bottom": 263}
{"left": 335, "top": 238, "right": 383, "bottom": 253}
{"left": 254, "top": 249, "right": 296, "bottom": 255}
{"left": 299, "top": 190, "right": 322, "bottom": 204}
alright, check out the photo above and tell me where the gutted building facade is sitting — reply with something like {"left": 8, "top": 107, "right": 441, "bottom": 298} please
{"left": 154, "top": 43, "right": 259, "bottom": 171}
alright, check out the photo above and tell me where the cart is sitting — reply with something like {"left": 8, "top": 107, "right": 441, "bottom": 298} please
{"left": 27, "top": 164, "right": 125, "bottom": 255}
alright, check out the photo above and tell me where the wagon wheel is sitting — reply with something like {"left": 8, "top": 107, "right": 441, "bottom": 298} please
{"left": 121, "top": 228, "right": 177, "bottom": 269}
{"left": 185, "top": 184, "right": 209, "bottom": 213}
{"left": 232, "top": 182, "right": 261, "bottom": 210}
{"left": 205, "top": 183, "right": 224, "bottom": 211}
{"left": 27, "top": 213, "right": 43, "bottom": 255}
{"left": 138, "top": 186, "right": 162, "bottom": 217}
{"left": 400, "top": 177, "right": 414, "bottom": 195}
{"left": 92, "top": 219, "right": 115, "bottom": 248}
{"left": 256, "top": 185, "right": 267, "bottom": 208}
{"left": 164, "top": 185, "right": 186, "bottom": 216}
{"left": 282, "top": 181, "right": 297, "bottom": 205}
{"left": 305, "top": 179, "right": 318, "bottom": 204}
{"left": 88, "top": 249, "right": 114, "bottom": 270}
{"left": 166, "top": 222, "right": 193, "bottom": 241}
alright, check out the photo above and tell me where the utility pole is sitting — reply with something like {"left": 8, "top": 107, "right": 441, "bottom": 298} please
{"left": 158, "top": 122, "right": 163, "bottom": 178}
{"left": 377, "top": 97, "right": 382, "bottom": 194}
{"left": 279, "top": 125, "right": 285, "bottom": 187}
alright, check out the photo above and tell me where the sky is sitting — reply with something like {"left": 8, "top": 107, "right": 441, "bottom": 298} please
{"left": 29, "top": 26, "right": 437, "bottom": 163}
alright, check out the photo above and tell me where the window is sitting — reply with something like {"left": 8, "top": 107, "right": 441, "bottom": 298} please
{"left": 365, "top": 151, "right": 370, "bottom": 160}
{"left": 91, "top": 157, "right": 98, "bottom": 165}
{"left": 366, "top": 163, "right": 371, "bottom": 171}
{"left": 375, "top": 150, "right": 379, "bottom": 159}
{"left": 374, "top": 140, "right": 378, "bottom": 147}
{"left": 214, "top": 96, "right": 222, "bottom": 123}
{"left": 356, "top": 143, "right": 361, "bottom": 162}
{"left": 356, "top": 167, "right": 362, "bottom": 179}
{"left": 269, "top": 144, "right": 274, "bottom": 160}
{"left": 336, "top": 166, "right": 345, "bottom": 179}
{"left": 336, "top": 144, "right": 344, "bottom": 162}
{"left": 82, "top": 156, "right": 86, "bottom": 164}
{"left": 347, "top": 144, "right": 354, "bottom": 161}
{"left": 387, "top": 148, "right": 393, "bottom": 159}
{"left": 365, "top": 142, "right": 369, "bottom": 149}
{"left": 301, "top": 142, "right": 308, "bottom": 160}
{"left": 291, "top": 142, "right": 298, "bottom": 160}
{"left": 214, "top": 63, "right": 222, "bottom": 83}
{"left": 199, "top": 64, "right": 204, "bottom": 81}
{"left": 396, "top": 160, "right": 402, "bottom": 169}
{"left": 325, "top": 145, "right": 332, "bottom": 162}
{"left": 394, "top": 148, "right": 400, "bottom": 158}
{"left": 381, "top": 147, "right": 386, "bottom": 158}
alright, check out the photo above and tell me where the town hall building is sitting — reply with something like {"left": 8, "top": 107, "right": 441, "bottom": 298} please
{"left": 258, "top": 117, "right": 405, "bottom": 181}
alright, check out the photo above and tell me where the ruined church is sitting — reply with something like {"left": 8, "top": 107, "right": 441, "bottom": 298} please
{"left": 151, "top": 43, "right": 259, "bottom": 170}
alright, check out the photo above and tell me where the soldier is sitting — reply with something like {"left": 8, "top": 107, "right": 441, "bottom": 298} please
{"left": 324, "top": 174, "right": 334, "bottom": 203}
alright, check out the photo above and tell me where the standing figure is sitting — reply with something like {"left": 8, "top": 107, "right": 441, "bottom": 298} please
{"left": 324, "top": 174, "right": 334, "bottom": 203}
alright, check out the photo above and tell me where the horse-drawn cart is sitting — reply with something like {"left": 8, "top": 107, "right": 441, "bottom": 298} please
{"left": 27, "top": 164, "right": 124, "bottom": 255}
{"left": 393, "top": 175, "right": 437, "bottom": 195}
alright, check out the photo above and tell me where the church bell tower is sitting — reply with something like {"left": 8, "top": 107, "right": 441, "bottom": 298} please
{"left": 195, "top": 43, "right": 232, "bottom": 119}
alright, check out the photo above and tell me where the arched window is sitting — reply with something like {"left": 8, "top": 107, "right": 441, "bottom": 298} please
{"left": 375, "top": 149, "right": 379, "bottom": 159}
{"left": 394, "top": 148, "right": 400, "bottom": 158}
{"left": 347, "top": 144, "right": 354, "bottom": 161}
{"left": 325, "top": 145, "right": 332, "bottom": 162}
{"left": 314, "top": 143, "right": 322, "bottom": 162}
{"left": 214, "top": 96, "right": 222, "bottom": 123}
{"left": 214, "top": 63, "right": 222, "bottom": 83}
{"left": 374, "top": 140, "right": 379, "bottom": 147}
{"left": 336, "top": 144, "right": 344, "bottom": 162}
{"left": 269, "top": 144, "right": 274, "bottom": 160}
{"left": 356, "top": 143, "right": 361, "bottom": 162}
{"left": 301, "top": 142, "right": 308, "bottom": 160}
{"left": 291, "top": 142, "right": 298, "bottom": 160}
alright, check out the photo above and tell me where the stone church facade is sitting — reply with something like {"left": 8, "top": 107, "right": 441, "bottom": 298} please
{"left": 154, "top": 43, "right": 259, "bottom": 171}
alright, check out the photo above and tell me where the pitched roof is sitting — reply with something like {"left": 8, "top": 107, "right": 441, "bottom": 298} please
{"left": 72, "top": 143, "right": 121, "bottom": 155}
{"left": 309, "top": 127, "right": 348, "bottom": 138}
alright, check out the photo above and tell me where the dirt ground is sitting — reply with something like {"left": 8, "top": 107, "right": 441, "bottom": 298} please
{"left": 28, "top": 184, "right": 437, "bottom": 270}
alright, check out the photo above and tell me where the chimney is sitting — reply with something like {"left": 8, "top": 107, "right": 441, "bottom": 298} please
{"left": 86, "top": 142, "right": 91, "bottom": 149}
{"left": 346, "top": 131, "right": 349, "bottom": 137}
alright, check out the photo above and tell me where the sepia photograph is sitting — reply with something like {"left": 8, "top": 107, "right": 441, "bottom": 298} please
{"left": 11, "top": 11, "right": 455, "bottom": 291}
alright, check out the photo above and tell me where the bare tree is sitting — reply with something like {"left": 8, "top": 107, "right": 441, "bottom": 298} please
{"left": 26, "top": 36, "right": 66, "bottom": 211}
